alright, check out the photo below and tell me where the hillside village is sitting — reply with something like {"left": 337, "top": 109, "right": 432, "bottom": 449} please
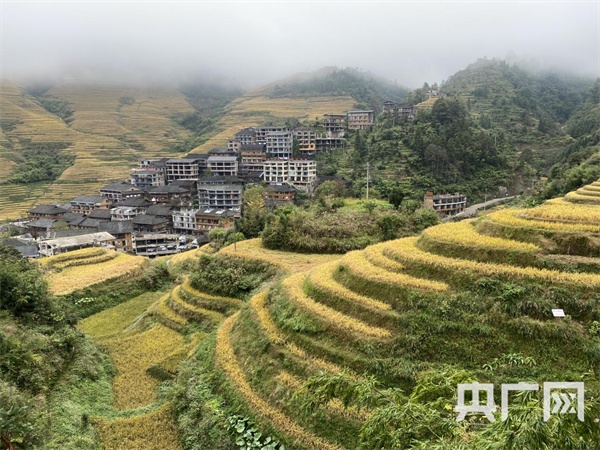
{"left": 3, "top": 101, "right": 462, "bottom": 259}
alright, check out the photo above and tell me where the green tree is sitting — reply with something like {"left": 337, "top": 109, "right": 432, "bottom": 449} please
{"left": 238, "top": 185, "right": 267, "bottom": 238}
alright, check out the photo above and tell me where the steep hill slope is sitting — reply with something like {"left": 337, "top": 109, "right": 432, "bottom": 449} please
{"left": 195, "top": 182, "right": 600, "bottom": 449}
{"left": 0, "top": 81, "right": 198, "bottom": 219}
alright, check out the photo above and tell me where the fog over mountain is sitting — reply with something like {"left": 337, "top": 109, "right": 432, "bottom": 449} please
{"left": 1, "top": 1, "right": 598, "bottom": 88}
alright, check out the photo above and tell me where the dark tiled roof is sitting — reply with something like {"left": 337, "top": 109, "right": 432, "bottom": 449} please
{"left": 240, "top": 144, "right": 266, "bottom": 151}
{"left": 71, "top": 195, "right": 105, "bottom": 204}
{"left": 117, "top": 198, "right": 152, "bottom": 207}
{"left": 148, "top": 185, "right": 190, "bottom": 194}
{"left": 100, "top": 182, "right": 143, "bottom": 193}
{"left": 208, "top": 147, "right": 236, "bottom": 155}
{"left": 186, "top": 153, "right": 210, "bottom": 160}
{"left": 266, "top": 185, "right": 297, "bottom": 193}
{"left": 87, "top": 209, "right": 112, "bottom": 220}
{"left": 28, "top": 218, "right": 56, "bottom": 228}
{"left": 170, "top": 179, "right": 197, "bottom": 189}
{"left": 77, "top": 218, "right": 102, "bottom": 228}
{"left": 61, "top": 213, "right": 86, "bottom": 224}
{"left": 99, "top": 220, "right": 133, "bottom": 234}
{"left": 197, "top": 175, "right": 243, "bottom": 185}
{"left": 28, "top": 205, "right": 67, "bottom": 215}
{"left": 146, "top": 205, "right": 174, "bottom": 216}
{"left": 132, "top": 215, "right": 170, "bottom": 226}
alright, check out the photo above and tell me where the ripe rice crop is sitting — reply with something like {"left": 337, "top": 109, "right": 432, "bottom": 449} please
{"left": 181, "top": 277, "right": 244, "bottom": 309}
{"left": 51, "top": 250, "right": 118, "bottom": 270}
{"left": 486, "top": 209, "right": 600, "bottom": 233}
{"left": 564, "top": 191, "right": 600, "bottom": 204}
{"left": 249, "top": 292, "right": 342, "bottom": 373}
{"left": 307, "top": 261, "right": 393, "bottom": 312}
{"left": 216, "top": 313, "right": 344, "bottom": 450}
{"left": 169, "top": 285, "right": 224, "bottom": 323}
{"left": 579, "top": 184, "right": 600, "bottom": 192}
{"left": 39, "top": 247, "right": 106, "bottom": 266}
{"left": 421, "top": 221, "right": 540, "bottom": 252}
{"left": 93, "top": 402, "right": 182, "bottom": 450}
{"left": 46, "top": 253, "right": 146, "bottom": 295}
{"left": 576, "top": 188, "right": 600, "bottom": 197}
{"left": 283, "top": 274, "right": 392, "bottom": 339}
{"left": 101, "top": 324, "right": 187, "bottom": 409}
{"left": 519, "top": 203, "right": 600, "bottom": 224}
{"left": 220, "top": 238, "right": 340, "bottom": 273}
{"left": 340, "top": 250, "right": 448, "bottom": 292}
{"left": 150, "top": 294, "right": 188, "bottom": 329}
{"left": 78, "top": 291, "right": 164, "bottom": 340}
{"left": 275, "top": 371, "right": 368, "bottom": 421}
{"left": 362, "top": 243, "right": 405, "bottom": 272}
{"left": 384, "top": 237, "right": 600, "bottom": 288}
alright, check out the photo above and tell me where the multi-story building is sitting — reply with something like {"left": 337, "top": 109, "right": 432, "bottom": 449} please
{"left": 288, "top": 159, "right": 317, "bottom": 192}
{"left": 99, "top": 182, "right": 145, "bottom": 203}
{"left": 69, "top": 196, "right": 113, "bottom": 215}
{"left": 209, "top": 147, "right": 238, "bottom": 157}
{"left": 347, "top": 110, "right": 375, "bottom": 130}
{"left": 263, "top": 159, "right": 317, "bottom": 192}
{"left": 166, "top": 157, "right": 204, "bottom": 183}
{"left": 227, "top": 139, "right": 241, "bottom": 153}
{"left": 172, "top": 209, "right": 198, "bottom": 234}
{"left": 111, "top": 206, "right": 143, "bottom": 221}
{"left": 263, "top": 160, "right": 289, "bottom": 184}
{"left": 382, "top": 101, "right": 416, "bottom": 119}
{"left": 322, "top": 114, "right": 346, "bottom": 138}
{"left": 234, "top": 128, "right": 257, "bottom": 146}
{"left": 147, "top": 185, "right": 192, "bottom": 206}
{"left": 294, "top": 128, "right": 316, "bottom": 156}
{"left": 207, "top": 155, "right": 238, "bottom": 177}
{"left": 423, "top": 192, "right": 467, "bottom": 217}
{"left": 266, "top": 131, "right": 293, "bottom": 158}
{"left": 315, "top": 137, "right": 345, "bottom": 153}
{"left": 130, "top": 168, "right": 165, "bottom": 189}
{"left": 197, "top": 183, "right": 243, "bottom": 211}
{"left": 256, "top": 126, "right": 289, "bottom": 145}
{"left": 240, "top": 144, "right": 266, "bottom": 172}
{"left": 195, "top": 208, "right": 235, "bottom": 232}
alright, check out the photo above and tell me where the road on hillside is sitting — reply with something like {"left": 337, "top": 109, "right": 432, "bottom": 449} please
{"left": 444, "top": 195, "right": 517, "bottom": 221}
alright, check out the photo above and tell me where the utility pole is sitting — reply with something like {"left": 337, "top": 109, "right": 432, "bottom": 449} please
{"left": 366, "top": 162, "right": 370, "bottom": 200}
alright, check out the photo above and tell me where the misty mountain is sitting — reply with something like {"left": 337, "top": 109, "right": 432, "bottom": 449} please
{"left": 442, "top": 58, "right": 593, "bottom": 143}
{"left": 263, "top": 67, "right": 410, "bottom": 112}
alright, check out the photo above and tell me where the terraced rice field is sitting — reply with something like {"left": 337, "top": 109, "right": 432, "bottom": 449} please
{"left": 213, "top": 180, "right": 600, "bottom": 448}
{"left": 190, "top": 94, "right": 355, "bottom": 153}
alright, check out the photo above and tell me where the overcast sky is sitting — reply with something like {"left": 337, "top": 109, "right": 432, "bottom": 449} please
{"left": 1, "top": 1, "right": 598, "bottom": 88}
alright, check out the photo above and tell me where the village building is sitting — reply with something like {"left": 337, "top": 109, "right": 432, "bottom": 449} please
{"left": 294, "top": 128, "right": 316, "bottom": 155}
{"left": 240, "top": 144, "right": 267, "bottom": 172}
{"left": 70, "top": 195, "right": 112, "bottom": 215}
{"left": 234, "top": 127, "right": 257, "bottom": 146}
{"left": 132, "top": 214, "right": 171, "bottom": 233}
{"left": 37, "top": 232, "right": 116, "bottom": 257}
{"left": 195, "top": 208, "right": 235, "bottom": 232}
{"left": 423, "top": 192, "right": 467, "bottom": 217}
{"left": 347, "top": 110, "right": 375, "bottom": 129}
{"left": 110, "top": 206, "right": 143, "bottom": 221}
{"left": 382, "top": 101, "right": 416, "bottom": 119}
{"left": 99, "top": 182, "right": 145, "bottom": 203}
{"left": 209, "top": 147, "right": 238, "bottom": 157}
{"left": 263, "top": 159, "right": 317, "bottom": 192}
{"left": 147, "top": 185, "right": 192, "bottom": 206}
{"left": 322, "top": 114, "right": 346, "bottom": 138}
{"left": 264, "top": 185, "right": 297, "bottom": 206}
{"left": 28, "top": 204, "right": 68, "bottom": 220}
{"left": 197, "top": 183, "right": 243, "bottom": 211}
{"left": 166, "top": 156, "right": 204, "bottom": 183}
{"left": 130, "top": 167, "right": 166, "bottom": 189}
{"left": 132, "top": 234, "right": 181, "bottom": 257}
{"left": 255, "top": 126, "right": 289, "bottom": 145}
{"left": 86, "top": 209, "right": 112, "bottom": 221}
{"left": 265, "top": 131, "right": 293, "bottom": 158}
{"left": 99, "top": 220, "right": 133, "bottom": 253}
{"left": 207, "top": 155, "right": 238, "bottom": 177}
{"left": 314, "top": 137, "right": 345, "bottom": 153}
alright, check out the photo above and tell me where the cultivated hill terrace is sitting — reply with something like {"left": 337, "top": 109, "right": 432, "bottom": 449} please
{"left": 189, "top": 180, "right": 600, "bottom": 449}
